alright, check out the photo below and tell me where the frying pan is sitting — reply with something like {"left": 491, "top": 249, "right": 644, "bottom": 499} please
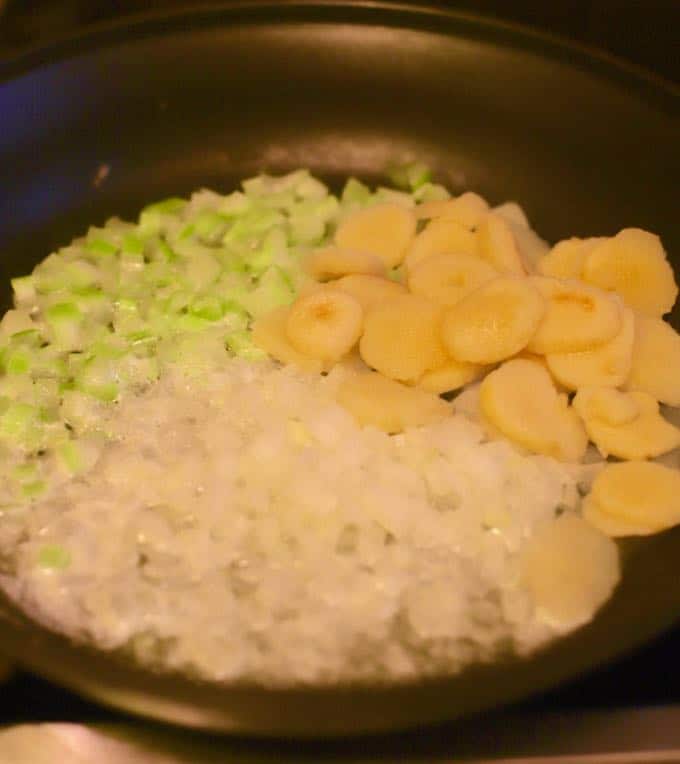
{"left": 0, "top": 0, "right": 679, "bottom": 737}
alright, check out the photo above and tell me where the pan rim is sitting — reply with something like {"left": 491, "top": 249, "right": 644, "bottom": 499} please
{"left": 0, "top": 0, "right": 678, "bottom": 108}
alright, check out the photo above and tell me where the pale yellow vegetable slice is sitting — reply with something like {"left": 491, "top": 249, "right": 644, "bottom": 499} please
{"left": 492, "top": 201, "right": 529, "bottom": 229}
{"left": 441, "top": 276, "right": 545, "bottom": 364}
{"left": 334, "top": 203, "right": 417, "bottom": 268}
{"left": 479, "top": 358, "right": 588, "bottom": 462}
{"left": 415, "top": 192, "right": 489, "bottom": 229}
{"left": 573, "top": 388, "right": 680, "bottom": 460}
{"left": 476, "top": 213, "right": 526, "bottom": 275}
{"left": 333, "top": 273, "right": 407, "bottom": 312}
{"left": 537, "top": 237, "right": 607, "bottom": 280}
{"left": 625, "top": 314, "right": 680, "bottom": 406}
{"left": 520, "top": 513, "right": 620, "bottom": 629}
{"left": 582, "top": 228, "right": 677, "bottom": 316}
{"left": 583, "top": 460, "right": 680, "bottom": 535}
{"left": 581, "top": 494, "right": 655, "bottom": 538}
{"left": 336, "top": 371, "right": 450, "bottom": 433}
{"left": 403, "top": 218, "right": 478, "bottom": 273}
{"left": 285, "top": 289, "right": 363, "bottom": 362}
{"left": 252, "top": 307, "right": 324, "bottom": 374}
{"left": 359, "top": 294, "right": 447, "bottom": 382}
{"left": 546, "top": 306, "right": 635, "bottom": 390}
{"left": 304, "top": 246, "right": 386, "bottom": 281}
{"left": 407, "top": 253, "right": 498, "bottom": 307}
{"left": 417, "top": 358, "right": 488, "bottom": 395}
{"left": 526, "top": 277, "right": 622, "bottom": 354}
{"left": 572, "top": 386, "right": 640, "bottom": 426}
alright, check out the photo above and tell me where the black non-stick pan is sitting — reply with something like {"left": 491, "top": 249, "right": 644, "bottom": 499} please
{"left": 0, "top": 0, "right": 679, "bottom": 736}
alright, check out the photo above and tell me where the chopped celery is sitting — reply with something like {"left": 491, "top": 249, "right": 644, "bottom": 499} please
{"left": 56, "top": 436, "right": 102, "bottom": 475}
{"left": 189, "top": 296, "right": 224, "bottom": 322}
{"left": 0, "top": 309, "right": 34, "bottom": 341}
{"left": 413, "top": 182, "right": 451, "bottom": 203}
{"left": 76, "top": 357, "right": 120, "bottom": 402}
{"left": 240, "top": 266, "right": 295, "bottom": 318}
{"left": 387, "top": 160, "right": 431, "bottom": 191}
{"left": 226, "top": 330, "right": 268, "bottom": 361}
{"left": 44, "top": 302, "right": 84, "bottom": 350}
{"left": 122, "top": 233, "right": 145, "bottom": 256}
{"left": 139, "top": 197, "right": 187, "bottom": 237}
{"left": 341, "top": 177, "right": 372, "bottom": 206}
{"left": 142, "top": 197, "right": 187, "bottom": 216}
{"left": 3, "top": 348, "right": 32, "bottom": 375}
{"left": 373, "top": 187, "right": 415, "bottom": 207}
{"left": 194, "top": 210, "right": 230, "bottom": 243}
{"left": 0, "top": 401, "right": 43, "bottom": 447}
{"left": 37, "top": 544, "right": 71, "bottom": 570}
{"left": 86, "top": 239, "right": 118, "bottom": 258}
{"left": 22, "top": 480, "right": 47, "bottom": 498}
{"left": 11, "top": 276, "right": 36, "bottom": 306}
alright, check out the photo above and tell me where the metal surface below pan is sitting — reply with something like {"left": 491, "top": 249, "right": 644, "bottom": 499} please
{"left": 0, "top": 0, "right": 679, "bottom": 737}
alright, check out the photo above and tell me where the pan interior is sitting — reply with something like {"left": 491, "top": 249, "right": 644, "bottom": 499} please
{"left": 0, "top": 2, "right": 678, "bottom": 735}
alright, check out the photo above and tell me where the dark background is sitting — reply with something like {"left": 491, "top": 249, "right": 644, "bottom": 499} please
{"left": 0, "top": 0, "right": 679, "bottom": 733}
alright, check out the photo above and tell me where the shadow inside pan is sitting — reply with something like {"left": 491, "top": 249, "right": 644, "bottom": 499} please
{"left": 0, "top": 1, "right": 679, "bottom": 735}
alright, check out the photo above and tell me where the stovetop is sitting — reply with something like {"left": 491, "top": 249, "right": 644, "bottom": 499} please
{"left": 1, "top": 0, "right": 679, "bottom": 753}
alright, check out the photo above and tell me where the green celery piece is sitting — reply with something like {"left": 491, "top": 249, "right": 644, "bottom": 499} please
{"left": 76, "top": 357, "right": 119, "bottom": 402}
{"left": 142, "top": 197, "right": 186, "bottom": 216}
{"left": 44, "top": 302, "right": 84, "bottom": 351}
{"left": 0, "top": 309, "right": 35, "bottom": 341}
{"left": 37, "top": 544, "right": 71, "bottom": 569}
{"left": 12, "top": 461, "right": 39, "bottom": 484}
{"left": 341, "top": 177, "right": 372, "bottom": 206}
{"left": 214, "top": 271, "right": 252, "bottom": 302}
{"left": 295, "top": 174, "right": 329, "bottom": 200}
{"left": 11, "top": 276, "right": 36, "bottom": 306}
{"left": 178, "top": 223, "right": 196, "bottom": 240}
{"left": 242, "top": 169, "right": 314, "bottom": 199}
{"left": 122, "top": 233, "right": 145, "bottom": 256}
{"left": 138, "top": 197, "right": 187, "bottom": 237}
{"left": 217, "top": 190, "right": 251, "bottom": 216}
{"left": 3, "top": 348, "right": 31, "bottom": 375}
{"left": 33, "top": 254, "right": 72, "bottom": 294}
{"left": 120, "top": 250, "right": 145, "bottom": 272}
{"left": 189, "top": 295, "right": 224, "bottom": 322}
{"left": 86, "top": 238, "right": 118, "bottom": 257}
{"left": 72, "top": 288, "right": 113, "bottom": 322}
{"left": 240, "top": 265, "right": 295, "bottom": 318}
{"left": 148, "top": 238, "right": 178, "bottom": 264}
{"left": 63, "top": 259, "right": 101, "bottom": 289}
{"left": 162, "top": 290, "right": 192, "bottom": 316}
{"left": 0, "top": 401, "right": 40, "bottom": 442}
{"left": 288, "top": 196, "right": 339, "bottom": 245}
{"left": 177, "top": 247, "right": 221, "bottom": 291}
{"left": 222, "top": 208, "right": 285, "bottom": 247}
{"left": 9, "top": 328, "right": 42, "bottom": 348}
{"left": 225, "top": 330, "right": 268, "bottom": 361}
{"left": 195, "top": 210, "right": 231, "bottom": 243}
{"left": 386, "top": 160, "right": 431, "bottom": 191}
{"left": 22, "top": 480, "right": 47, "bottom": 498}
{"left": 220, "top": 301, "right": 249, "bottom": 333}
{"left": 173, "top": 314, "right": 212, "bottom": 333}
{"left": 413, "top": 182, "right": 451, "bottom": 203}
{"left": 56, "top": 440, "right": 83, "bottom": 473}
{"left": 373, "top": 187, "right": 415, "bottom": 207}
{"left": 0, "top": 376, "right": 34, "bottom": 402}
{"left": 125, "top": 332, "right": 157, "bottom": 359}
